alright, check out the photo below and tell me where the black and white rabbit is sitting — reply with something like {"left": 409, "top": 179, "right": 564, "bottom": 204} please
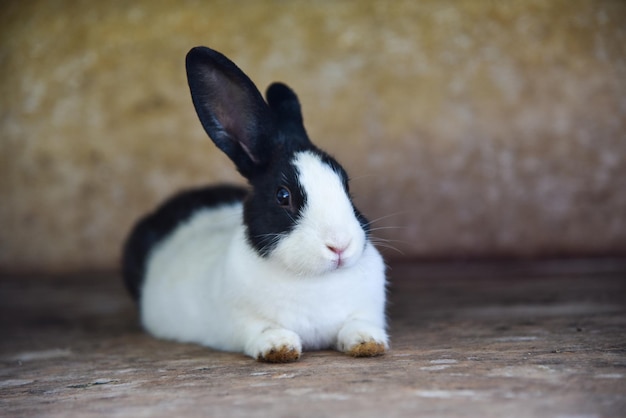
{"left": 122, "top": 46, "right": 388, "bottom": 362}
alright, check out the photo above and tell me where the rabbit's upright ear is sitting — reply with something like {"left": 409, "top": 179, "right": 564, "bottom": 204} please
{"left": 186, "top": 47, "right": 275, "bottom": 177}
{"left": 265, "top": 82, "right": 310, "bottom": 147}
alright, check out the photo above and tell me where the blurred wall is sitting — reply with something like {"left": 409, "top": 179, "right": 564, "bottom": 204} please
{"left": 1, "top": 0, "right": 625, "bottom": 273}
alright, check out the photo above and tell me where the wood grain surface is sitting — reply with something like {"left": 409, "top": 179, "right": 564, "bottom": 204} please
{"left": 1, "top": 260, "right": 625, "bottom": 417}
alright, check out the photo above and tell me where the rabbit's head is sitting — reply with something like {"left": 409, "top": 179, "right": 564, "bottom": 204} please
{"left": 186, "top": 47, "right": 370, "bottom": 276}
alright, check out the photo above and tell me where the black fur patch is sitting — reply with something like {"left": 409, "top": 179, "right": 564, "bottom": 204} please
{"left": 243, "top": 147, "right": 309, "bottom": 256}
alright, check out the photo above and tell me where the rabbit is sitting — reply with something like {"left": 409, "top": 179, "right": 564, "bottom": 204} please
{"left": 122, "top": 46, "right": 388, "bottom": 363}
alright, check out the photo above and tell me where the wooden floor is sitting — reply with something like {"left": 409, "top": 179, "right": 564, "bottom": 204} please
{"left": 1, "top": 260, "right": 625, "bottom": 417}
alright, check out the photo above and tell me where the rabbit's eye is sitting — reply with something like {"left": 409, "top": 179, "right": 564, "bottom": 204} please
{"left": 276, "top": 187, "right": 292, "bottom": 207}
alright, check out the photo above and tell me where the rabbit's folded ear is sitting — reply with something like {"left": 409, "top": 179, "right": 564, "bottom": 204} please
{"left": 186, "top": 46, "right": 275, "bottom": 177}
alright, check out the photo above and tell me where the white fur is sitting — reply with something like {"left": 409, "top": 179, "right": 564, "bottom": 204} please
{"left": 140, "top": 151, "right": 387, "bottom": 360}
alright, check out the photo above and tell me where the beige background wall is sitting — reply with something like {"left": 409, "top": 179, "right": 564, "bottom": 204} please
{"left": 1, "top": 0, "right": 625, "bottom": 273}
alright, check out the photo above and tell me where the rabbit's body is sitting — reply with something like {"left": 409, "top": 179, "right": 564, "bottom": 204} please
{"left": 122, "top": 47, "right": 388, "bottom": 362}
{"left": 140, "top": 193, "right": 386, "bottom": 358}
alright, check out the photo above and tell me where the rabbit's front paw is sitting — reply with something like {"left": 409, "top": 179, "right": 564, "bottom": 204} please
{"left": 337, "top": 320, "right": 388, "bottom": 358}
{"left": 345, "top": 340, "right": 386, "bottom": 357}
{"left": 246, "top": 328, "right": 302, "bottom": 363}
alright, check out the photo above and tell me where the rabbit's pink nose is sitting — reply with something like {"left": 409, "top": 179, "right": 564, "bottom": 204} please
{"left": 326, "top": 244, "right": 348, "bottom": 255}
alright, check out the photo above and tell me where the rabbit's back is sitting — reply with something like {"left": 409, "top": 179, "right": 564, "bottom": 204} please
{"left": 122, "top": 185, "right": 247, "bottom": 300}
